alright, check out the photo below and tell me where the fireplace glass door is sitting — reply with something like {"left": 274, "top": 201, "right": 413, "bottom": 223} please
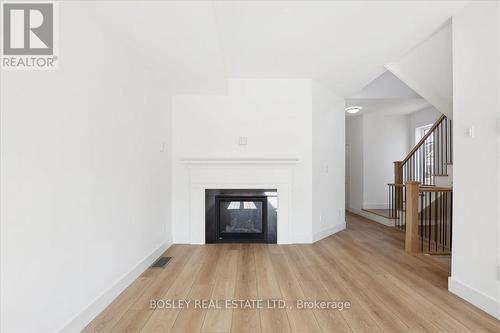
{"left": 216, "top": 196, "right": 266, "bottom": 241}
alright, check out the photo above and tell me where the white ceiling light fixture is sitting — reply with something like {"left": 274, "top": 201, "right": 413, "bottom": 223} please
{"left": 345, "top": 106, "right": 363, "bottom": 114}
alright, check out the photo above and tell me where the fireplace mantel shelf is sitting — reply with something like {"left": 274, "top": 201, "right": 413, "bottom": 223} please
{"left": 181, "top": 157, "right": 300, "bottom": 165}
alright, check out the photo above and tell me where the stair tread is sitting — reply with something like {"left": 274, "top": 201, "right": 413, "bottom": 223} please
{"left": 362, "top": 209, "right": 396, "bottom": 220}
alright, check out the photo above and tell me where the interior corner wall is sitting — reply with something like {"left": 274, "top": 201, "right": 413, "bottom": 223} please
{"left": 449, "top": 0, "right": 500, "bottom": 319}
{"left": 312, "top": 81, "right": 346, "bottom": 241}
{"left": 0, "top": 3, "right": 172, "bottom": 332}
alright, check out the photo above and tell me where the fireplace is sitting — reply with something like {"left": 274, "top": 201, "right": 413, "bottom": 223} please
{"left": 205, "top": 189, "right": 277, "bottom": 243}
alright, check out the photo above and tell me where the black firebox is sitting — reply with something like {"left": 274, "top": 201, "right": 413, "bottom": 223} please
{"left": 205, "top": 189, "right": 277, "bottom": 243}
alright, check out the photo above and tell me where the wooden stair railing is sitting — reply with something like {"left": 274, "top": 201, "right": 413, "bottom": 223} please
{"left": 395, "top": 114, "right": 452, "bottom": 187}
{"left": 387, "top": 114, "right": 454, "bottom": 254}
{"left": 388, "top": 183, "right": 406, "bottom": 230}
{"left": 405, "top": 181, "right": 452, "bottom": 254}
{"left": 389, "top": 114, "right": 452, "bottom": 222}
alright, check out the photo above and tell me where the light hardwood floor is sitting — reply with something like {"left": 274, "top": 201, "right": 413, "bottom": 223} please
{"left": 84, "top": 213, "right": 500, "bottom": 332}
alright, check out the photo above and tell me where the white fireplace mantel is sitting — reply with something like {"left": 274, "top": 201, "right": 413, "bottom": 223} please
{"left": 183, "top": 158, "right": 299, "bottom": 244}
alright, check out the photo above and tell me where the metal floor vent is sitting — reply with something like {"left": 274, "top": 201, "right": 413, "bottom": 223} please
{"left": 151, "top": 256, "right": 172, "bottom": 268}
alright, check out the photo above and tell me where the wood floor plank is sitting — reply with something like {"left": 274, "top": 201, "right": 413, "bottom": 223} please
{"left": 300, "top": 244, "right": 411, "bottom": 333}
{"left": 83, "top": 245, "right": 192, "bottom": 333}
{"left": 202, "top": 247, "right": 238, "bottom": 333}
{"left": 139, "top": 247, "right": 208, "bottom": 332}
{"left": 231, "top": 245, "right": 261, "bottom": 333}
{"left": 82, "top": 276, "right": 154, "bottom": 333}
{"left": 170, "top": 245, "right": 224, "bottom": 332}
{"left": 268, "top": 251, "right": 321, "bottom": 333}
{"left": 254, "top": 245, "right": 291, "bottom": 333}
{"left": 318, "top": 236, "right": 445, "bottom": 332}
{"left": 288, "top": 245, "right": 373, "bottom": 333}
{"left": 332, "top": 217, "right": 500, "bottom": 332}
{"left": 86, "top": 214, "right": 500, "bottom": 333}
{"left": 283, "top": 245, "right": 350, "bottom": 332}
{"left": 380, "top": 273, "right": 472, "bottom": 332}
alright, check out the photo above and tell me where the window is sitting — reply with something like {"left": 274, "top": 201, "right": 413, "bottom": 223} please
{"left": 415, "top": 124, "right": 432, "bottom": 143}
{"left": 415, "top": 124, "right": 434, "bottom": 184}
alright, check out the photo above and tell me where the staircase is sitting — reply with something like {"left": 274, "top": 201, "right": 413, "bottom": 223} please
{"left": 387, "top": 114, "right": 453, "bottom": 254}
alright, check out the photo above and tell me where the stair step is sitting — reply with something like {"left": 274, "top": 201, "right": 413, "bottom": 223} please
{"left": 433, "top": 174, "right": 449, "bottom": 177}
{"left": 362, "top": 209, "right": 396, "bottom": 220}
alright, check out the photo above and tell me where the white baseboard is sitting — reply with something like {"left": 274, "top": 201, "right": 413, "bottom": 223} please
{"left": 292, "top": 234, "right": 314, "bottom": 244}
{"left": 313, "top": 222, "right": 346, "bottom": 242}
{"left": 60, "top": 239, "right": 173, "bottom": 332}
{"left": 363, "top": 203, "right": 389, "bottom": 210}
{"left": 448, "top": 277, "right": 500, "bottom": 319}
{"left": 347, "top": 208, "right": 395, "bottom": 227}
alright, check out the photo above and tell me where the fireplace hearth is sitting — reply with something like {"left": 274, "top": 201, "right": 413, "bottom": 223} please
{"left": 205, "top": 189, "right": 277, "bottom": 243}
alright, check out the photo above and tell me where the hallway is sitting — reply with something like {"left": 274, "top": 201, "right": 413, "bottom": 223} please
{"left": 85, "top": 214, "right": 500, "bottom": 332}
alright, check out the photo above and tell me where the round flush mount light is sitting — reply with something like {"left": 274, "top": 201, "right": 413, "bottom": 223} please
{"left": 345, "top": 106, "right": 362, "bottom": 114}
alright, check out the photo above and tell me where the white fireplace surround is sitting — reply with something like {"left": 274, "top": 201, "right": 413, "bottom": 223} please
{"left": 182, "top": 158, "right": 300, "bottom": 244}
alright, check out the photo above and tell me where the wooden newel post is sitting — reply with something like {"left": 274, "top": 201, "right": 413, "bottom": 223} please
{"left": 394, "top": 161, "right": 403, "bottom": 210}
{"left": 405, "top": 181, "right": 421, "bottom": 253}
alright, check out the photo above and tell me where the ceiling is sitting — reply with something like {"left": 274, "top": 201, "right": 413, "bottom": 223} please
{"left": 349, "top": 71, "right": 421, "bottom": 100}
{"left": 87, "top": 0, "right": 468, "bottom": 97}
{"left": 385, "top": 22, "right": 453, "bottom": 117}
{"left": 346, "top": 98, "right": 431, "bottom": 117}
{"left": 346, "top": 71, "right": 431, "bottom": 116}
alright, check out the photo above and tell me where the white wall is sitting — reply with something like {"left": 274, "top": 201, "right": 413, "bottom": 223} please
{"left": 0, "top": 3, "right": 172, "bottom": 331}
{"left": 312, "top": 81, "right": 346, "bottom": 241}
{"left": 346, "top": 116, "right": 364, "bottom": 211}
{"left": 172, "top": 79, "right": 314, "bottom": 243}
{"left": 362, "top": 114, "right": 409, "bottom": 209}
{"left": 346, "top": 113, "right": 410, "bottom": 211}
{"left": 449, "top": 1, "right": 500, "bottom": 319}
